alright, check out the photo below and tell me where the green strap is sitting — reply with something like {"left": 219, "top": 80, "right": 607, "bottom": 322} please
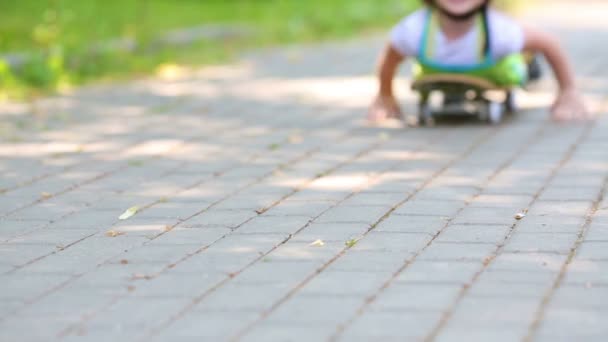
{"left": 424, "top": 10, "right": 486, "bottom": 62}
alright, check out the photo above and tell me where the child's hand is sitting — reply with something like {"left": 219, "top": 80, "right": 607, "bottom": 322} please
{"left": 368, "top": 95, "right": 402, "bottom": 122}
{"left": 551, "top": 89, "right": 591, "bottom": 122}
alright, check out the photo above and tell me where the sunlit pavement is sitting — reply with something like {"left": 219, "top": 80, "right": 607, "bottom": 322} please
{"left": 1, "top": 3, "right": 607, "bottom": 341}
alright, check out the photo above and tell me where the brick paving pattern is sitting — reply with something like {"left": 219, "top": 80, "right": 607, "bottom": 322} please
{"left": 1, "top": 3, "right": 607, "bottom": 341}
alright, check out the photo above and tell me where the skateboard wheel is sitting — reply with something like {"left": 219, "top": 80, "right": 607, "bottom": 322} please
{"left": 505, "top": 90, "right": 516, "bottom": 114}
{"left": 488, "top": 101, "right": 504, "bottom": 124}
{"left": 418, "top": 103, "right": 434, "bottom": 126}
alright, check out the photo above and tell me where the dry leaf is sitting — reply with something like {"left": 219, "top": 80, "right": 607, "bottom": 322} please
{"left": 514, "top": 212, "right": 526, "bottom": 220}
{"left": 164, "top": 225, "right": 173, "bottom": 232}
{"left": 309, "top": 239, "right": 325, "bottom": 247}
{"left": 105, "top": 230, "right": 125, "bottom": 237}
{"left": 288, "top": 134, "right": 303, "bottom": 144}
{"left": 119, "top": 206, "right": 139, "bottom": 220}
{"left": 255, "top": 208, "right": 265, "bottom": 215}
{"left": 40, "top": 192, "right": 52, "bottom": 199}
{"left": 120, "top": 259, "right": 129, "bottom": 265}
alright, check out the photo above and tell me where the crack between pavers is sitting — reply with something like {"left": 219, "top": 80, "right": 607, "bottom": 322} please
{"left": 424, "top": 122, "right": 596, "bottom": 342}
{"left": 0, "top": 116, "right": 378, "bottom": 323}
{"left": 523, "top": 173, "right": 608, "bottom": 342}
{"left": 327, "top": 120, "right": 551, "bottom": 341}
{"left": 229, "top": 125, "right": 502, "bottom": 341}
{"left": 46, "top": 124, "right": 409, "bottom": 337}
{"left": 132, "top": 130, "right": 444, "bottom": 341}
{"left": 1, "top": 110, "right": 357, "bottom": 243}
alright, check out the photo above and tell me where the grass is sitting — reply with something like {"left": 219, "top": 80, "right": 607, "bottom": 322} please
{"left": 0, "top": 0, "right": 521, "bottom": 100}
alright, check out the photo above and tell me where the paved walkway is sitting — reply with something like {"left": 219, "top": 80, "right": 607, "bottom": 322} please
{"left": 1, "top": 3, "right": 608, "bottom": 342}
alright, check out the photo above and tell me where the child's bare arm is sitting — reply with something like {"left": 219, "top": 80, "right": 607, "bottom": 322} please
{"left": 369, "top": 44, "right": 406, "bottom": 122}
{"left": 523, "top": 27, "right": 590, "bottom": 121}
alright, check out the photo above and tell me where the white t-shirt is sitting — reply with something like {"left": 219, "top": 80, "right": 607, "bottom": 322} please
{"left": 390, "top": 8, "right": 525, "bottom": 64}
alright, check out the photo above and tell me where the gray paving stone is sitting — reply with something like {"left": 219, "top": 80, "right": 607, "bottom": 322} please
{"left": 316, "top": 205, "right": 389, "bottom": 225}
{"left": 298, "top": 270, "right": 391, "bottom": 296}
{"left": 535, "top": 307, "right": 608, "bottom": 341}
{"left": 0, "top": 273, "right": 71, "bottom": 302}
{"left": 452, "top": 207, "right": 520, "bottom": 225}
{"left": 241, "top": 321, "right": 337, "bottom": 342}
{"left": 236, "top": 215, "right": 310, "bottom": 234}
{"left": 503, "top": 232, "right": 578, "bottom": 254}
{"left": 488, "top": 252, "right": 567, "bottom": 273}
{"left": 340, "top": 311, "right": 441, "bottom": 341}
{"left": 418, "top": 242, "right": 497, "bottom": 262}
{"left": 371, "top": 282, "right": 462, "bottom": 311}
{"left": 396, "top": 260, "right": 482, "bottom": 284}
{"left": 150, "top": 310, "right": 260, "bottom": 341}
{"left": 434, "top": 224, "right": 511, "bottom": 244}
{"left": 469, "top": 194, "right": 531, "bottom": 209}
{"left": 375, "top": 214, "right": 450, "bottom": 234}
{"left": 0, "top": 242, "right": 57, "bottom": 267}
{"left": 287, "top": 222, "right": 369, "bottom": 243}
{"left": 576, "top": 241, "right": 608, "bottom": 260}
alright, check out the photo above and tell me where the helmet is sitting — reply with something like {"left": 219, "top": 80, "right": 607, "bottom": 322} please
{"left": 424, "top": 0, "right": 491, "bottom": 21}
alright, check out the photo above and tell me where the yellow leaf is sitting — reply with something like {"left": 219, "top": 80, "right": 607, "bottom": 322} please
{"left": 288, "top": 134, "right": 303, "bottom": 144}
{"left": 105, "top": 230, "right": 125, "bottom": 237}
{"left": 345, "top": 238, "right": 360, "bottom": 248}
{"left": 379, "top": 132, "right": 391, "bottom": 141}
{"left": 40, "top": 192, "right": 52, "bottom": 199}
{"left": 309, "top": 239, "right": 325, "bottom": 247}
{"left": 156, "top": 63, "right": 186, "bottom": 80}
{"left": 119, "top": 206, "right": 139, "bottom": 220}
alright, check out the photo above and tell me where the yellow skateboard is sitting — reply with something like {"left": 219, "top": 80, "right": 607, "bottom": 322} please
{"left": 411, "top": 74, "right": 516, "bottom": 125}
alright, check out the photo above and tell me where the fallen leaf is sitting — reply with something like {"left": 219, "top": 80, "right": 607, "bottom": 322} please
{"left": 158, "top": 197, "right": 169, "bottom": 203}
{"left": 268, "top": 143, "right": 281, "bottom": 151}
{"left": 131, "top": 273, "right": 154, "bottom": 281}
{"left": 105, "top": 230, "right": 125, "bottom": 237}
{"left": 345, "top": 238, "right": 360, "bottom": 248}
{"left": 40, "top": 192, "right": 52, "bottom": 199}
{"left": 119, "top": 206, "right": 139, "bottom": 220}
{"left": 288, "top": 134, "right": 303, "bottom": 144}
{"left": 255, "top": 208, "right": 265, "bottom": 215}
{"left": 120, "top": 259, "right": 129, "bottom": 265}
{"left": 156, "top": 63, "right": 186, "bottom": 80}
{"left": 309, "top": 239, "right": 325, "bottom": 247}
{"left": 164, "top": 225, "right": 173, "bottom": 232}
{"left": 127, "top": 285, "right": 136, "bottom": 292}
{"left": 514, "top": 212, "right": 526, "bottom": 220}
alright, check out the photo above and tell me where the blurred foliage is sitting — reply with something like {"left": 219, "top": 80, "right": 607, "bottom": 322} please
{"left": 0, "top": 0, "right": 520, "bottom": 100}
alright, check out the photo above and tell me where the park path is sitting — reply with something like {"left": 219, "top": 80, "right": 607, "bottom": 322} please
{"left": 1, "top": 2, "right": 607, "bottom": 341}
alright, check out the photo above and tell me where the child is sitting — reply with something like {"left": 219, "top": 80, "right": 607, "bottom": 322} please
{"left": 369, "top": 0, "right": 589, "bottom": 122}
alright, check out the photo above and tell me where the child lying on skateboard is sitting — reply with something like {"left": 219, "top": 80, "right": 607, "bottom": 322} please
{"left": 369, "top": 0, "right": 589, "bottom": 122}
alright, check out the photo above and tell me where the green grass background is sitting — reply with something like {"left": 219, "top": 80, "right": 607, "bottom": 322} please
{"left": 0, "top": 0, "right": 520, "bottom": 99}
